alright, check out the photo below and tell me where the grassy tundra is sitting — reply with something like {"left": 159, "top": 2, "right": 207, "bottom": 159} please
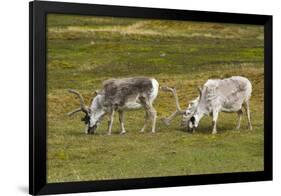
{"left": 47, "top": 14, "right": 264, "bottom": 182}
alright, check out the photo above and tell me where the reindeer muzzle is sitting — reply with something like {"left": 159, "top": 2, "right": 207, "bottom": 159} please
{"left": 87, "top": 125, "right": 97, "bottom": 134}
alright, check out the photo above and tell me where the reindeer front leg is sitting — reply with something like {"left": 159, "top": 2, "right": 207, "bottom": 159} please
{"left": 107, "top": 109, "right": 115, "bottom": 135}
{"left": 236, "top": 109, "right": 243, "bottom": 130}
{"left": 212, "top": 110, "right": 219, "bottom": 134}
{"left": 140, "top": 110, "right": 149, "bottom": 133}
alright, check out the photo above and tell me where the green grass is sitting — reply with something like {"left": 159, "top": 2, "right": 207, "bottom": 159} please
{"left": 47, "top": 14, "right": 264, "bottom": 183}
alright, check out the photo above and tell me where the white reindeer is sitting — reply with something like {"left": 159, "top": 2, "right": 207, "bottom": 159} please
{"left": 162, "top": 76, "right": 253, "bottom": 134}
{"left": 68, "top": 77, "right": 159, "bottom": 135}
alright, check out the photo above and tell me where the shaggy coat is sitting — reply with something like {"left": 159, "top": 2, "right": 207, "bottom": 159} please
{"left": 189, "top": 76, "right": 252, "bottom": 134}
{"left": 102, "top": 77, "right": 155, "bottom": 108}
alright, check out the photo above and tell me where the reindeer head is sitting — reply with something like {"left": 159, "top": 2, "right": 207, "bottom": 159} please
{"left": 68, "top": 89, "right": 106, "bottom": 134}
{"left": 161, "top": 86, "right": 201, "bottom": 133}
{"left": 186, "top": 86, "right": 203, "bottom": 132}
{"left": 181, "top": 97, "right": 199, "bottom": 130}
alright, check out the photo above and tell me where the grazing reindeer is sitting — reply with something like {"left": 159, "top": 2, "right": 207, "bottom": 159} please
{"left": 68, "top": 77, "right": 159, "bottom": 135}
{"left": 162, "top": 76, "right": 253, "bottom": 134}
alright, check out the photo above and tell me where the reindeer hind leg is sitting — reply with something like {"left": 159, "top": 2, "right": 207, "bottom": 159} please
{"left": 118, "top": 110, "right": 126, "bottom": 134}
{"left": 139, "top": 96, "right": 157, "bottom": 133}
{"left": 150, "top": 106, "right": 157, "bottom": 133}
{"left": 244, "top": 100, "right": 252, "bottom": 130}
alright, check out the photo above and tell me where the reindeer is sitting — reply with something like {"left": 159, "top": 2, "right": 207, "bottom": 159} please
{"left": 68, "top": 77, "right": 159, "bottom": 135}
{"left": 162, "top": 76, "right": 253, "bottom": 134}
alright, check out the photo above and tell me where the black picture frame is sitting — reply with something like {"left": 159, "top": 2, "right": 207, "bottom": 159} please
{"left": 29, "top": 1, "right": 273, "bottom": 195}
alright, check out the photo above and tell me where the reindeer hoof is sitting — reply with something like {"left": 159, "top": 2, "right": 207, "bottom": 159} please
{"left": 107, "top": 133, "right": 112, "bottom": 136}
{"left": 120, "top": 131, "right": 126, "bottom": 135}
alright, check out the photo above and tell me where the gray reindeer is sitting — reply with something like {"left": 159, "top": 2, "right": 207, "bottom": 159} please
{"left": 68, "top": 77, "right": 159, "bottom": 135}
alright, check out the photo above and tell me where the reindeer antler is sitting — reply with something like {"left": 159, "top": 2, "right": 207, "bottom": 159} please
{"left": 67, "top": 107, "right": 83, "bottom": 116}
{"left": 68, "top": 89, "right": 89, "bottom": 116}
{"left": 160, "top": 86, "right": 186, "bottom": 126}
